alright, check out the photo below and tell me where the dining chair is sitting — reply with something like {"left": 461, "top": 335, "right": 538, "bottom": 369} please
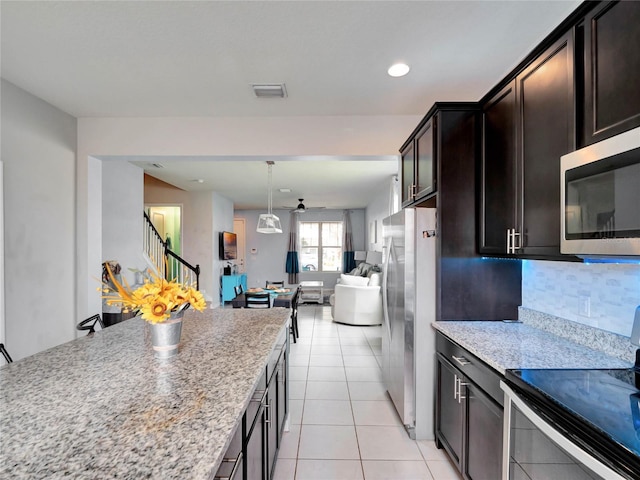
{"left": 76, "top": 314, "right": 105, "bottom": 334}
{"left": 234, "top": 284, "right": 244, "bottom": 296}
{"left": 0, "top": 343, "right": 13, "bottom": 364}
{"left": 244, "top": 292, "right": 272, "bottom": 308}
{"left": 289, "top": 287, "right": 300, "bottom": 343}
{"left": 265, "top": 280, "right": 285, "bottom": 289}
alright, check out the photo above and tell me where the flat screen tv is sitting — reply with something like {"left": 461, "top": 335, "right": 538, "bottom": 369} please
{"left": 220, "top": 231, "right": 238, "bottom": 260}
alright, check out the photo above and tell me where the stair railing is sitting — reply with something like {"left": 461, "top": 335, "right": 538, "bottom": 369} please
{"left": 143, "top": 212, "right": 200, "bottom": 290}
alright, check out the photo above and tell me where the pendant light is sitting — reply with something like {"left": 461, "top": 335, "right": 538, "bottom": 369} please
{"left": 256, "top": 161, "right": 283, "bottom": 234}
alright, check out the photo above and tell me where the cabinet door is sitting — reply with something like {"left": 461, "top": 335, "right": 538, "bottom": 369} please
{"left": 517, "top": 33, "right": 574, "bottom": 256}
{"left": 414, "top": 118, "right": 436, "bottom": 202}
{"left": 266, "top": 375, "right": 278, "bottom": 479}
{"left": 401, "top": 141, "right": 415, "bottom": 206}
{"left": 276, "top": 350, "right": 287, "bottom": 439}
{"left": 436, "top": 356, "right": 464, "bottom": 469}
{"left": 480, "top": 81, "right": 517, "bottom": 254}
{"left": 245, "top": 405, "right": 265, "bottom": 480}
{"left": 582, "top": 1, "right": 640, "bottom": 145}
{"left": 464, "top": 382, "right": 503, "bottom": 480}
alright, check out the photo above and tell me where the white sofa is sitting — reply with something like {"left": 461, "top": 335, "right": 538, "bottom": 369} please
{"left": 330, "top": 270, "right": 383, "bottom": 326}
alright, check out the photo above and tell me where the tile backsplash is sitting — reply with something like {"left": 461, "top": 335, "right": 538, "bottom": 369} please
{"left": 522, "top": 260, "right": 640, "bottom": 337}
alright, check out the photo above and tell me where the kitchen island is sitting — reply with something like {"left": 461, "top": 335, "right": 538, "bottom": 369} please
{"left": 0, "top": 307, "right": 290, "bottom": 479}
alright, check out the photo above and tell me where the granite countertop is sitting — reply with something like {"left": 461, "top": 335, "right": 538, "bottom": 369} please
{"left": 0, "top": 308, "right": 290, "bottom": 479}
{"left": 432, "top": 320, "right": 633, "bottom": 375}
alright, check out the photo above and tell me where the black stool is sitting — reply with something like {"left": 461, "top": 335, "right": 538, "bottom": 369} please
{"left": 0, "top": 343, "right": 13, "bottom": 363}
{"left": 76, "top": 314, "right": 105, "bottom": 334}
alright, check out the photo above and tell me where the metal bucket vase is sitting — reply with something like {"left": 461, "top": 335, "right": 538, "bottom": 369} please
{"left": 149, "top": 311, "right": 184, "bottom": 358}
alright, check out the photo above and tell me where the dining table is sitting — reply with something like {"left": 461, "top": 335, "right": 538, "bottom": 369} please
{"left": 231, "top": 289, "right": 295, "bottom": 308}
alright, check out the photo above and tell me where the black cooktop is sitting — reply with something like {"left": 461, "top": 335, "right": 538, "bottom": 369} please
{"left": 506, "top": 368, "right": 640, "bottom": 479}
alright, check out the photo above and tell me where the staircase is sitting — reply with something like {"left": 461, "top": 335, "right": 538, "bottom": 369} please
{"left": 143, "top": 212, "right": 200, "bottom": 289}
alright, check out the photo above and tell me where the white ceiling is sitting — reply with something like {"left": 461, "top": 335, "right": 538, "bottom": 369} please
{"left": 1, "top": 0, "right": 582, "bottom": 209}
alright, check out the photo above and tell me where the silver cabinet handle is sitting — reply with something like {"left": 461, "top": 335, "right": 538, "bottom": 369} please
{"left": 454, "top": 374, "right": 459, "bottom": 400}
{"left": 513, "top": 230, "right": 521, "bottom": 251}
{"left": 452, "top": 355, "right": 470, "bottom": 366}
{"left": 458, "top": 378, "right": 469, "bottom": 403}
{"left": 507, "top": 228, "right": 521, "bottom": 254}
{"left": 264, "top": 401, "right": 271, "bottom": 425}
{"left": 454, "top": 376, "right": 469, "bottom": 404}
{"left": 214, "top": 451, "right": 243, "bottom": 480}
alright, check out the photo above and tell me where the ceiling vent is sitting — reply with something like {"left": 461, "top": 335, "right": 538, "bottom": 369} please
{"left": 252, "top": 83, "right": 287, "bottom": 98}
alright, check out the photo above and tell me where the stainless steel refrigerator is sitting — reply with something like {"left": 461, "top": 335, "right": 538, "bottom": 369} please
{"left": 382, "top": 208, "right": 436, "bottom": 440}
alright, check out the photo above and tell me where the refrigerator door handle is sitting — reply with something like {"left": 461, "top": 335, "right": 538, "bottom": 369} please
{"left": 382, "top": 240, "right": 393, "bottom": 341}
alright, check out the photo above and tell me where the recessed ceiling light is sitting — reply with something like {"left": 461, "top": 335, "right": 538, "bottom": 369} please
{"left": 191, "top": 179, "right": 204, "bottom": 183}
{"left": 388, "top": 63, "right": 410, "bottom": 77}
{"left": 279, "top": 188, "right": 292, "bottom": 193}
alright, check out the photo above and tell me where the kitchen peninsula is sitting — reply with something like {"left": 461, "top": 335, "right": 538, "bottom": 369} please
{"left": 0, "top": 308, "right": 290, "bottom": 479}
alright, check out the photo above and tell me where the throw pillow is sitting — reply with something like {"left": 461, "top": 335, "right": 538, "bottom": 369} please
{"left": 359, "top": 263, "right": 373, "bottom": 276}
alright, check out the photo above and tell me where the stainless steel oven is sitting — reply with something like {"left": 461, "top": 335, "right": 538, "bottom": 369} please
{"left": 560, "top": 125, "right": 640, "bottom": 257}
{"left": 501, "top": 369, "right": 640, "bottom": 480}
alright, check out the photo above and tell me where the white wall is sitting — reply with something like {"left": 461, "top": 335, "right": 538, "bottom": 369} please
{"left": 143, "top": 175, "right": 217, "bottom": 304}
{"left": 235, "top": 209, "right": 366, "bottom": 293}
{"left": 102, "top": 161, "right": 145, "bottom": 285}
{"left": 212, "top": 192, "right": 235, "bottom": 306}
{"left": 522, "top": 260, "right": 640, "bottom": 337}
{"left": 76, "top": 115, "right": 419, "bottom": 319}
{"left": 1, "top": 80, "right": 77, "bottom": 360}
{"left": 365, "top": 175, "right": 399, "bottom": 251}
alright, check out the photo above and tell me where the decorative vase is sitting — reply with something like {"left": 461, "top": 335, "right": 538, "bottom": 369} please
{"left": 149, "top": 310, "right": 184, "bottom": 358}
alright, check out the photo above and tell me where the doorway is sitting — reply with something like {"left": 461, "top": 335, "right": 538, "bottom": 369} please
{"left": 145, "top": 205, "right": 182, "bottom": 255}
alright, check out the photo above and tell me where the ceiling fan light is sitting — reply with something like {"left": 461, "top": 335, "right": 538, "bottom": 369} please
{"left": 257, "top": 213, "right": 282, "bottom": 234}
{"left": 294, "top": 198, "right": 306, "bottom": 213}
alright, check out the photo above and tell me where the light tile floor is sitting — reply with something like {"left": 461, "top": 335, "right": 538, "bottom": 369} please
{"left": 273, "top": 305, "right": 462, "bottom": 480}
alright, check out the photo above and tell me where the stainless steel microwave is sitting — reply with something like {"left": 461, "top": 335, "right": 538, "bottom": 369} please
{"left": 560, "top": 126, "right": 640, "bottom": 257}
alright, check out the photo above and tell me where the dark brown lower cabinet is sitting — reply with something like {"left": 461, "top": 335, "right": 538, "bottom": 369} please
{"left": 245, "top": 396, "right": 265, "bottom": 480}
{"left": 436, "top": 333, "right": 503, "bottom": 480}
{"left": 266, "top": 368, "right": 279, "bottom": 479}
{"left": 213, "top": 422, "right": 244, "bottom": 480}
{"left": 436, "top": 358, "right": 464, "bottom": 469}
{"left": 215, "top": 329, "right": 288, "bottom": 480}
{"left": 465, "top": 383, "right": 503, "bottom": 480}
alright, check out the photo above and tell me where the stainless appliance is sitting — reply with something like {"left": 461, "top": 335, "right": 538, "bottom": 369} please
{"left": 382, "top": 208, "right": 436, "bottom": 440}
{"left": 561, "top": 125, "right": 640, "bottom": 257}
{"left": 501, "top": 369, "right": 640, "bottom": 480}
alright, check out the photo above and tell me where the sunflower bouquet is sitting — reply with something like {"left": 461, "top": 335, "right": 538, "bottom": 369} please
{"left": 102, "top": 264, "right": 206, "bottom": 324}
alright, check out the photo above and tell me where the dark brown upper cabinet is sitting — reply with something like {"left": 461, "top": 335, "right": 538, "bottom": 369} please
{"left": 480, "top": 81, "right": 517, "bottom": 255}
{"left": 480, "top": 33, "right": 575, "bottom": 258}
{"left": 581, "top": 1, "right": 640, "bottom": 146}
{"left": 401, "top": 118, "right": 436, "bottom": 207}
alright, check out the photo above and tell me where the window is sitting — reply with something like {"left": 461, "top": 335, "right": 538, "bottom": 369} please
{"left": 299, "top": 221, "right": 343, "bottom": 272}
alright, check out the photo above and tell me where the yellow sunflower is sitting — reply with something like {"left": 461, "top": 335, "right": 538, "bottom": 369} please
{"left": 102, "top": 264, "right": 206, "bottom": 323}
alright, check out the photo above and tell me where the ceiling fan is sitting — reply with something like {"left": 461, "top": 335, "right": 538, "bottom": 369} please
{"left": 284, "top": 199, "right": 325, "bottom": 213}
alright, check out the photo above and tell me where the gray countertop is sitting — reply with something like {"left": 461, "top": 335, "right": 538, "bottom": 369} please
{"left": 432, "top": 321, "right": 632, "bottom": 375}
{"left": 0, "top": 307, "right": 290, "bottom": 479}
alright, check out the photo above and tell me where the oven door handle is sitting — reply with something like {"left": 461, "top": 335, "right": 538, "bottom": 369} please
{"left": 500, "top": 381, "right": 627, "bottom": 480}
